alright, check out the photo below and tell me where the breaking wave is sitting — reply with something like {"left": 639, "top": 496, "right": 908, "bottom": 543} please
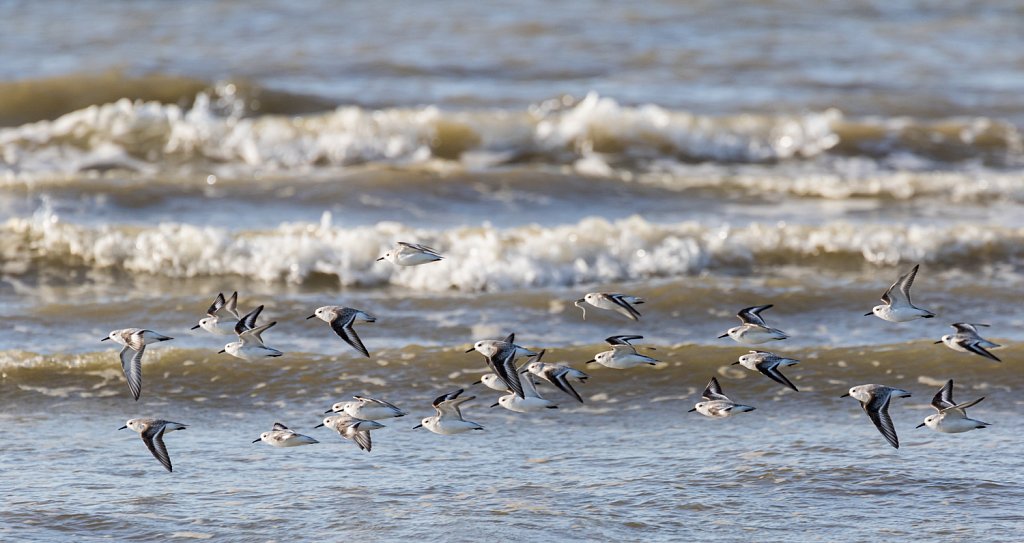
{"left": 3, "top": 208, "right": 1022, "bottom": 290}
{"left": 2, "top": 83, "right": 1020, "bottom": 184}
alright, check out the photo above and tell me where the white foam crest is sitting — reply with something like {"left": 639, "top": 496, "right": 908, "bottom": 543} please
{"left": 5, "top": 210, "right": 1024, "bottom": 290}
{"left": 535, "top": 92, "right": 842, "bottom": 161}
{"left": 1, "top": 92, "right": 849, "bottom": 181}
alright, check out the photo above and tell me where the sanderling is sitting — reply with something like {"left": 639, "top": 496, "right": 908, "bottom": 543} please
{"left": 471, "top": 373, "right": 509, "bottom": 392}
{"left": 718, "top": 305, "right": 788, "bottom": 344}
{"left": 520, "top": 350, "right": 588, "bottom": 403}
{"left": 253, "top": 422, "right": 319, "bottom": 447}
{"left": 119, "top": 418, "right": 187, "bottom": 472}
{"left": 413, "top": 389, "right": 484, "bottom": 435}
{"left": 688, "top": 377, "right": 756, "bottom": 418}
{"left": 574, "top": 292, "right": 644, "bottom": 321}
{"left": 307, "top": 306, "right": 376, "bottom": 357}
{"left": 936, "top": 323, "right": 1001, "bottom": 362}
{"left": 841, "top": 384, "right": 911, "bottom": 449}
{"left": 325, "top": 395, "right": 407, "bottom": 420}
{"left": 732, "top": 351, "right": 800, "bottom": 392}
{"left": 493, "top": 371, "right": 558, "bottom": 412}
{"left": 315, "top": 415, "right": 385, "bottom": 452}
{"left": 866, "top": 264, "right": 935, "bottom": 322}
{"left": 191, "top": 291, "right": 241, "bottom": 336}
{"left": 586, "top": 335, "right": 658, "bottom": 369}
{"left": 917, "top": 379, "right": 990, "bottom": 433}
{"left": 377, "top": 242, "right": 444, "bottom": 266}
{"left": 219, "top": 305, "right": 282, "bottom": 361}
{"left": 466, "top": 333, "right": 536, "bottom": 398}
{"left": 101, "top": 328, "right": 173, "bottom": 401}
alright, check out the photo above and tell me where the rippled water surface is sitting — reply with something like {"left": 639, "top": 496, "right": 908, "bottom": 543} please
{"left": 2, "top": 1, "right": 1024, "bottom": 541}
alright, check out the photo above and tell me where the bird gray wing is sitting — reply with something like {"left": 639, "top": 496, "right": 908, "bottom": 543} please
{"left": 951, "top": 322, "right": 986, "bottom": 335}
{"left": 960, "top": 339, "right": 1001, "bottom": 362}
{"left": 142, "top": 425, "right": 173, "bottom": 472}
{"left": 757, "top": 361, "right": 798, "bottom": 392}
{"left": 432, "top": 389, "right": 462, "bottom": 408}
{"left": 737, "top": 305, "right": 772, "bottom": 326}
{"left": 890, "top": 264, "right": 919, "bottom": 306}
{"left": 498, "top": 348, "right": 525, "bottom": 398}
{"left": 865, "top": 394, "right": 900, "bottom": 449}
{"left": 330, "top": 313, "right": 370, "bottom": 357}
{"left": 119, "top": 345, "right": 144, "bottom": 401}
{"left": 351, "top": 430, "right": 372, "bottom": 452}
{"left": 942, "top": 397, "right": 985, "bottom": 415}
{"left": 398, "top": 242, "right": 442, "bottom": 257}
{"left": 205, "top": 292, "right": 226, "bottom": 316}
{"left": 235, "top": 305, "right": 264, "bottom": 334}
{"left": 931, "top": 380, "right": 955, "bottom": 411}
{"left": 605, "top": 335, "right": 643, "bottom": 346}
{"left": 223, "top": 291, "right": 240, "bottom": 318}
{"left": 606, "top": 294, "right": 641, "bottom": 320}
{"left": 551, "top": 369, "right": 584, "bottom": 403}
{"left": 354, "top": 396, "right": 400, "bottom": 410}
{"left": 702, "top": 377, "right": 730, "bottom": 402}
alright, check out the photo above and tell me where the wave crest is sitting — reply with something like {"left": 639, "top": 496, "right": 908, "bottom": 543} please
{"left": 3, "top": 208, "right": 1022, "bottom": 290}
{"left": 4, "top": 86, "right": 1018, "bottom": 182}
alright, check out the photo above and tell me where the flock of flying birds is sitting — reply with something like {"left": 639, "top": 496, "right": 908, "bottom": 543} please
{"left": 106, "top": 244, "right": 1002, "bottom": 472}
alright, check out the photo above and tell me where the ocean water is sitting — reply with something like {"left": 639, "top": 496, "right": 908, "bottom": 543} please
{"left": 2, "top": 1, "right": 1024, "bottom": 541}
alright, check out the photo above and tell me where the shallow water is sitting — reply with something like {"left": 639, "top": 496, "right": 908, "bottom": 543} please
{"left": 2, "top": 1, "right": 1024, "bottom": 541}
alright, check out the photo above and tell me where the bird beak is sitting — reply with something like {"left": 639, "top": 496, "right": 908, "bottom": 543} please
{"left": 376, "top": 256, "right": 385, "bottom": 261}
{"left": 839, "top": 392, "right": 850, "bottom": 398}
{"left": 323, "top": 409, "right": 333, "bottom": 414}
{"left": 313, "top": 423, "right": 325, "bottom": 428}
{"left": 717, "top": 333, "right": 729, "bottom": 339}
{"left": 933, "top": 340, "right": 942, "bottom": 344}
{"left": 465, "top": 347, "right": 476, "bottom": 353}
{"left": 863, "top": 312, "right": 873, "bottom": 316}
{"left": 490, "top": 402, "right": 499, "bottom": 408}
{"left": 915, "top": 423, "right": 926, "bottom": 429}
{"left": 731, "top": 361, "right": 740, "bottom": 365}
{"left": 307, "top": 314, "right": 317, "bottom": 320}
{"left": 518, "top": 368, "right": 528, "bottom": 374}
{"left": 191, "top": 324, "right": 201, "bottom": 330}
{"left": 584, "top": 359, "right": 596, "bottom": 364}
{"left": 687, "top": 408, "right": 696, "bottom": 413}
{"left": 412, "top": 424, "right": 422, "bottom": 429}
{"left": 217, "top": 349, "right": 226, "bottom": 354}
{"left": 471, "top": 379, "right": 482, "bottom": 385}
{"left": 118, "top": 425, "right": 127, "bottom": 430}
{"left": 101, "top": 337, "right": 110, "bottom": 341}
{"left": 252, "top": 438, "right": 261, "bottom": 443}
